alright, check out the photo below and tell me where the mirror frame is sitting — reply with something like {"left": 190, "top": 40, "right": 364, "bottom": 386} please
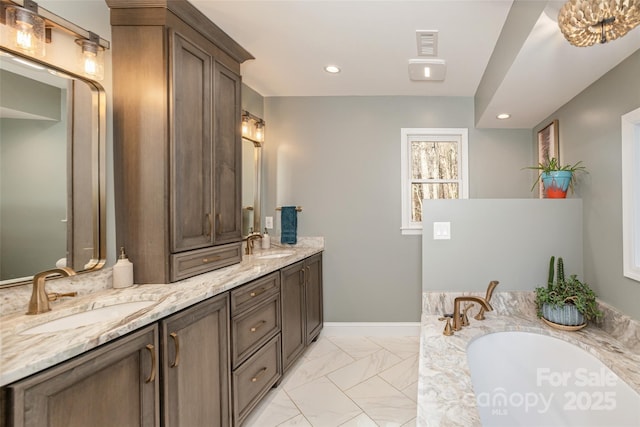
{"left": 0, "top": 47, "right": 107, "bottom": 288}
{"left": 242, "top": 136, "right": 262, "bottom": 236}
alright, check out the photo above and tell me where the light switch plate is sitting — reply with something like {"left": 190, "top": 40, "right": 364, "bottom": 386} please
{"left": 265, "top": 216, "right": 274, "bottom": 229}
{"left": 433, "top": 222, "right": 451, "bottom": 240}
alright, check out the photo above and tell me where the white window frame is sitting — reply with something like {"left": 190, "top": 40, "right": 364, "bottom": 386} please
{"left": 622, "top": 107, "right": 640, "bottom": 282}
{"left": 400, "top": 128, "right": 469, "bottom": 235}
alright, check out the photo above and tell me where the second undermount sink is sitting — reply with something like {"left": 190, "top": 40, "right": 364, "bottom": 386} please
{"left": 20, "top": 300, "right": 156, "bottom": 335}
{"left": 256, "top": 251, "right": 294, "bottom": 260}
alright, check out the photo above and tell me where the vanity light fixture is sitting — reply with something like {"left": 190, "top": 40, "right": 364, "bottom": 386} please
{"left": 76, "top": 32, "right": 104, "bottom": 80}
{"left": 496, "top": 113, "right": 511, "bottom": 120}
{"left": 558, "top": 0, "right": 640, "bottom": 47}
{"left": 241, "top": 110, "right": 265, "bottom": 145}
{"left": 4, "top": 0, "right": 46, "bottom": 58}
{"left": 324, "top": 65, "right": 341, "bottom": 74}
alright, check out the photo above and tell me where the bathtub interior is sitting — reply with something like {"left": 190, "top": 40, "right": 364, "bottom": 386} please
{"left": 466, "top": 331, "right": 640, "bottom": 427}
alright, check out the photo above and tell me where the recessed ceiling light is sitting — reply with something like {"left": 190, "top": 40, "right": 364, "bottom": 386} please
{"left": 324, "top": 65, "right": 341, "bottom": 74}
{"left": 497, "top": 113, "right": 511, "bottom": 120}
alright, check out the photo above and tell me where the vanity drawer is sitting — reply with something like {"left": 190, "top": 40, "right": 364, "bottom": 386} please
{"left": 170, "top": 242, "right": 242, "bottom": 282}
{"left": 231, "top": 293, "right": 281, "bottom": 368}
{"left": 230, "top": 272, "right": 280, "bottom": 313}
{"left": 232, "top": 334, "right": 282, "bottom": 426}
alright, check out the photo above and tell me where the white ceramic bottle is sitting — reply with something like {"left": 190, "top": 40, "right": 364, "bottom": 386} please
{"left": 113, "top": 247, "right": 134, "bottom": 289}
{"left": 261, "top": 228, "right": 271, "bottom": 249}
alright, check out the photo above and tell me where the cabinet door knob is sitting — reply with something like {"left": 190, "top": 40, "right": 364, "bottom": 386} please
{"left": 169, "top": 332, "right": 180, "bottom": 368}
{"left": 145, "top": 344, "right": 156, "bottom": 383}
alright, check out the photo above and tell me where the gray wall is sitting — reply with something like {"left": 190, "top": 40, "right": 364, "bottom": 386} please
{"left": 533, "top": 49, "right": 640, "bottom": 320}
{"left": 263, "top": 96, "right": 532, "bottom": 321}
{"left": 422, "top": 199, "right": 583, "bottom": 293}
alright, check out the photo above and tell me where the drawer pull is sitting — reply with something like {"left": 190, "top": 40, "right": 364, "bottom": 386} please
{"left": 170, "top": 332, "right": 180, "bottom": 368}
{"left": 249, "top": 288, "right": 266, "bottom": 298}
{"left": 202, "top": 255, "right": 221, "bottom": 263}
{"left": 145, "top": 344, "right": 156, "bottom": 383}
{"left": 251, "top": 367, "right": 268, "bottom": 383}
{"left": 250, "top": 320, "right": 267, "bottom": 333}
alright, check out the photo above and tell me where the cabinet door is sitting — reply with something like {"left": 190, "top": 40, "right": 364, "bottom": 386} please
{"left": 304, "top": 254, "right": 323, "bottom": 345}
{"left": 280, "top": 260, "right": 306, "bottom": 372}
{"left": 6, "top": 326, "right": 159, "bottom": 427}
{"left": 161, "top": 293, "right": 231, "bottom": 427}
{"left": 213, "top": 62, "right": 242, "bottom": 244}
{"left": 170, "top": 31, "right": 214, "bottom": 253}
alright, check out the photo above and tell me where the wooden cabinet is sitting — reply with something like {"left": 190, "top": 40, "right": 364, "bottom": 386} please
{"left": 281, "top": 254, "right": 323, "bottom": 372}
{"left": 107, "top": 0, "right": 253, "bottom": 283}
{"left": 161, "top": 293, "right": 231, "bottom": 427}
{"left": 230, "top": 272, "right": 282, "bottom": 425}
{"left": 3, "top": 325, "right": 159, "bottom": 427}
{"left": 1, "top": 253, "right": 323, "bottom": 427}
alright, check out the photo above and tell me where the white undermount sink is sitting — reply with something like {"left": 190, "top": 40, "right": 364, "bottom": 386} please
{"left": 20, "top": 301, "right": 156, "bottom": 335}
{"left": 256, "top": 251, "right": 294, "bottom": 260}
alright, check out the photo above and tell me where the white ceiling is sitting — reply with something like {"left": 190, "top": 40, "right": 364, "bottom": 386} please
{"left": 191, "top": 0, "right": 640, "bottom": 129}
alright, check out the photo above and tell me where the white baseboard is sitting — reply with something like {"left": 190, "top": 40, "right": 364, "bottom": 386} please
{"left": 322, "top": 322, "right": 421, "bottom": 337}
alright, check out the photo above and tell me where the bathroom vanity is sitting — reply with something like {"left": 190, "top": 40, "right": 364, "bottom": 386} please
{"left": 0, "top": 241, "right": 323, "bottom": 427}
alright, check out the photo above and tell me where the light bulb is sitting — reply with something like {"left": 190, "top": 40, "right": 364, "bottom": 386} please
{"left": 76, "top": 39, "right": 104, "bottom": 80}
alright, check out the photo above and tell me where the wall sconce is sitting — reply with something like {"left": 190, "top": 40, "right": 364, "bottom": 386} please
{"left": 76, "top": 32, "right": 104, "bottom": 80}
{"left": 4, "top": 0, "right": 46, "bottom": 58}
{"left": 241, "top": 110, "right": 265, "bottom": 145}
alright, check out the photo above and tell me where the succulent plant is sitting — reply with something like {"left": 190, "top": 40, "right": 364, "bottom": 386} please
{"left": 535, "top": 256, "right": 602, "bottom": 322}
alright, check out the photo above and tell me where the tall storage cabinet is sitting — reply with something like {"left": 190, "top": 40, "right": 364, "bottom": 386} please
{"left": 107, "top": 0, "right": 253, "bottom": 284}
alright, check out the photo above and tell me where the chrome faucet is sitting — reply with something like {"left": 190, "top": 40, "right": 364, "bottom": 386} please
{"left": 27, "top": 267, "right": 77, "bottom": 315}
{"left": 244, "top": 232, "right": 263, "bottom": 255}
{"left": 452, "top": 295, "right": 493, "bottom": 331}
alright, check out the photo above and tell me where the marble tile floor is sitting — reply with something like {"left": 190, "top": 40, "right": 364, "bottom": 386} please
{"left": 244, "top": 335, "right": 420, "bottom": 427}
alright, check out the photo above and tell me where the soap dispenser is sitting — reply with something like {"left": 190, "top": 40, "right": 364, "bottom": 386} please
{"left": 261, "top": 228, "right": 271, "bottom": 249}
{"left": 113, "top": 247, "right": 134, "bottom": 289}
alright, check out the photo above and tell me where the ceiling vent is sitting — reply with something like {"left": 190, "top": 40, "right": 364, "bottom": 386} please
{"left": 416, "top": 30, "right": 438, "bottom": 57}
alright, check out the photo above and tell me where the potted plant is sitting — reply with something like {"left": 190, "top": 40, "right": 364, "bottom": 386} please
{"left": 526, "top": 157, "right": 587, "bottom": 198}
{"left": 535, "top": 256, "right": 602, "bottom": 330}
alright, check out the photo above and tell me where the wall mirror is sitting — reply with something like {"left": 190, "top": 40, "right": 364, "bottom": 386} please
{"left": 0, "top": 49, "right": 106, "bottom": 288}
{"left": 241, "top": 110, "right": 264, "bottom": 236}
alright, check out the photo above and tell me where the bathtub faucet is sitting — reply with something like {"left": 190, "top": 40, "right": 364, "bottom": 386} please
{"left": 475, "top": 280, "right": 499, "bottom": 320}
{"left": 452, "top": 296, "right": 493, "bottom": 331}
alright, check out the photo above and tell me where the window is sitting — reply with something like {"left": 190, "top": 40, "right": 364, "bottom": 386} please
{"left": 622, "top": 107, "right": 640, "bottom": 282}
{"left": 401, "top": 128, "right": 468, "bottom": 234}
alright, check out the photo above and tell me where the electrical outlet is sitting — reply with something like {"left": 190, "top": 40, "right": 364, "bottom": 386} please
{"left": 265, "top": 216, "right": 274, "bottom": 229}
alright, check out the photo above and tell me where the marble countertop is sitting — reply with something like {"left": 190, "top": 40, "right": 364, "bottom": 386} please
{"left": 417, "top": 292, "right": 640, "bottom": 427}
{"left": 0, "top": 239, "right": 323, "bottom": 387}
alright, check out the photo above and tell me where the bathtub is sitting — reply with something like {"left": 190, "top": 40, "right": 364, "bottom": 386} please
{"left": 467, "top": 331, "right": 640, "bottom": 427}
